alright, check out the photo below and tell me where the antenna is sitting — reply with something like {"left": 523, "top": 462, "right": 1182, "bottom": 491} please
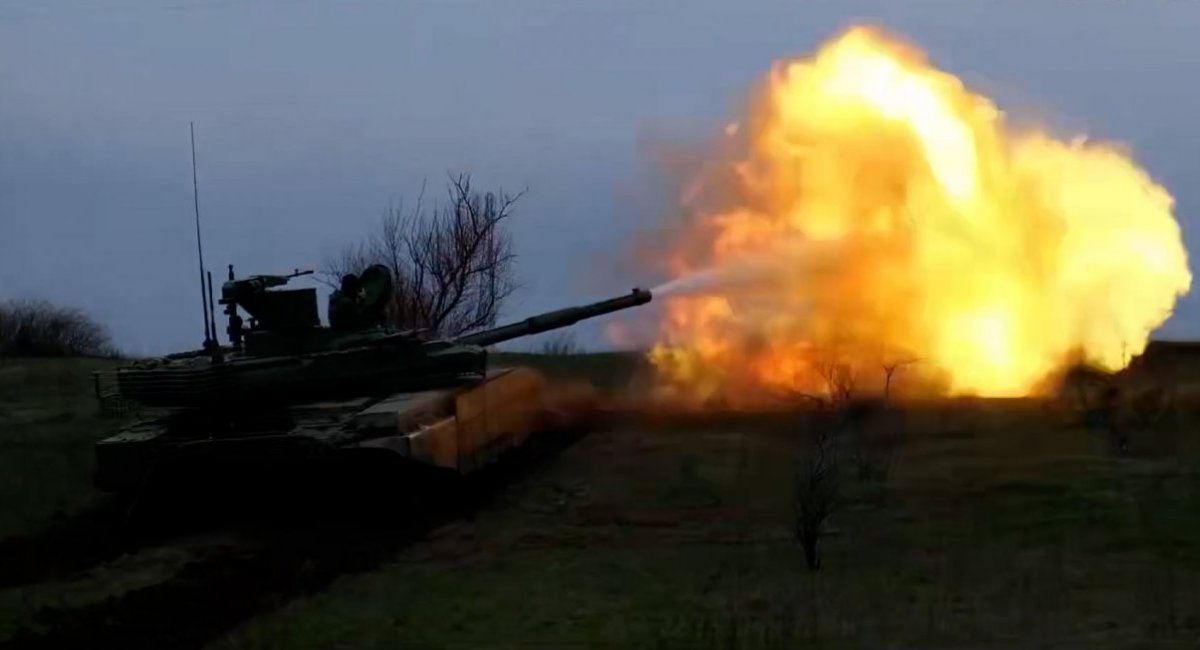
{"left": 191, "top": 121, "right": 212, "bottom": 348}
{"left": 206, "top": 270, "right": 219, "bottom": 346}
{"left": 207, "top": 270, "right": 224, "bottom": 363}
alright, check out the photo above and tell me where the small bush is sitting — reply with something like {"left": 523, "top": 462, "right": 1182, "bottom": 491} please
{"left": 0, "top": 299, "right": 117, "bottom": 358}
{"left": 1055, "top": 363, "right": 1115, "bottom": 425}
{"left": 793, "top": 425, "right": 840, "bottom": 571}
{"left": 1131, "top": 385, "right": 1172, "bottom": 429}
{"left": 840, "top": 399, "right": 905, "bottom": 483}
{"left": 539, "top": 332, "right": 583, "bottom": 356}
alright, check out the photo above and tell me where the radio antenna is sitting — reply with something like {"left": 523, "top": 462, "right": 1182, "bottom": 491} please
{"left": 190, "top": 121, "right": 213, "bottom": 348}
{"left": 206, "top": 271, "right": 219, "bottom": 343}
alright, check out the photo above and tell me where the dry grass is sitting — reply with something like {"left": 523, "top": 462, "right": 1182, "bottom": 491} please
{"left": 212, "top": 392, "right": 1200, "bottom": 649}
{"left": 0, "top": 357, "right": 128, "bottom": 539}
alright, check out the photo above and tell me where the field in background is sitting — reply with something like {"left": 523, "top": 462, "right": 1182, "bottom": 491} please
{"left": 0, "top": 353, "right": 1198, "bottom": 648}
{"left": 0, "top": 357, "right": 127, "bottom": 539}
{"left": 213, "top": 401, "right": 1200, "bottom": 649}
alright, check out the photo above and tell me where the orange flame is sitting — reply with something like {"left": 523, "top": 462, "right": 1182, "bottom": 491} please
{"left": 648, "top": 26, "right": 1191, "bottom": 405}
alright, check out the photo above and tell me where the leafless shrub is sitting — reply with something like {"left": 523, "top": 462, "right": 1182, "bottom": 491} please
{"left": 1084, "top": 383, "right": 1127, "bottom": 454}
{"left": 793, "top": 425, "right": 840, "bottom": 571}
{"left": 539, "top": 331, "right": 583, "bottom": 356}
{"left": 0, "top": 299, "right": 117, "bottom": 357}
{"left": 1056, "top": 363, "right": 1115, "bottom": 424}
{"left": 814, "top": 358, "right": 856, "bottom": 405}
{"left": 1131, "top": 382, "right": 1173, "bottom": 429}
{"left": 841, "top": 399, "right": 905, "bottom": 483}
{"left": 325, "top": 173, "right": 523, "bottom": 337}
{"left": 881, "top": 357, "right": 917, "bottom": 400}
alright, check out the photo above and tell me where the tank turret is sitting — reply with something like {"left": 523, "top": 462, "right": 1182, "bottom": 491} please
{"left": 101, "top": 265, "right": 651, "bottom": 409}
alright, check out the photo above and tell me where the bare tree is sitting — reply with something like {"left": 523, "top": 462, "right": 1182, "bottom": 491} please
{"left": 881, "top": 357, "right": 918, "bottom": 400}
{"left": 814, "top": 357, "right": 856, "bottom": 404}
{"left": 325, "top": 173, "right": 523, "bottom": 337}
{"left": 793, "top": 424, "right": 840, "bottom": 571}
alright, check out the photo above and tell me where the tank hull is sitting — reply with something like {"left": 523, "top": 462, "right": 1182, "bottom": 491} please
{"left": 94, "top": 366, "right": 595, "bottom": 493}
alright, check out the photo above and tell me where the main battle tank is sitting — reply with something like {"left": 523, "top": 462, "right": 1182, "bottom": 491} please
{"left": 92, "top": 263, "right": 651, "bottom": 494}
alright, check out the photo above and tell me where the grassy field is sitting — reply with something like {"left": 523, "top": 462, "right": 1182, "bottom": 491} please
{"left": 207, "top": 401, "right": 1200, "bottom": 649}
{"left": 0, "top": 357, "right": 128, "bottom": 539}
{"left": 1, "top": 355, "right": 1199, "bottom": 648}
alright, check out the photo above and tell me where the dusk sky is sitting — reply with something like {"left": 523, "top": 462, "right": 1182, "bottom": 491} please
{"left": 3, "top": 0, "right": 1199, "bottom": 355}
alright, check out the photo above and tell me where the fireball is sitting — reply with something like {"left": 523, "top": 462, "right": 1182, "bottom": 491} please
{"left": 648, "top": 26, "right": 1191, "bottom": 405}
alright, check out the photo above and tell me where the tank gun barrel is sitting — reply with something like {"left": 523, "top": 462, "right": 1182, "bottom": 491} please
{"left": 455, "top": 288, "right": 652, "bottom": 348}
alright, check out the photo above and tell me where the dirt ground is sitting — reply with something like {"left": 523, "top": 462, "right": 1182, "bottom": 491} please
{"left": 2, "top": 356, "right": 1199, "bottom": 649}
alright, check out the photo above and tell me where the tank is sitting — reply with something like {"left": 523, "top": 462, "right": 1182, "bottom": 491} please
{"left": 91, "top": 263, "right": 651, "bottom": 495}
